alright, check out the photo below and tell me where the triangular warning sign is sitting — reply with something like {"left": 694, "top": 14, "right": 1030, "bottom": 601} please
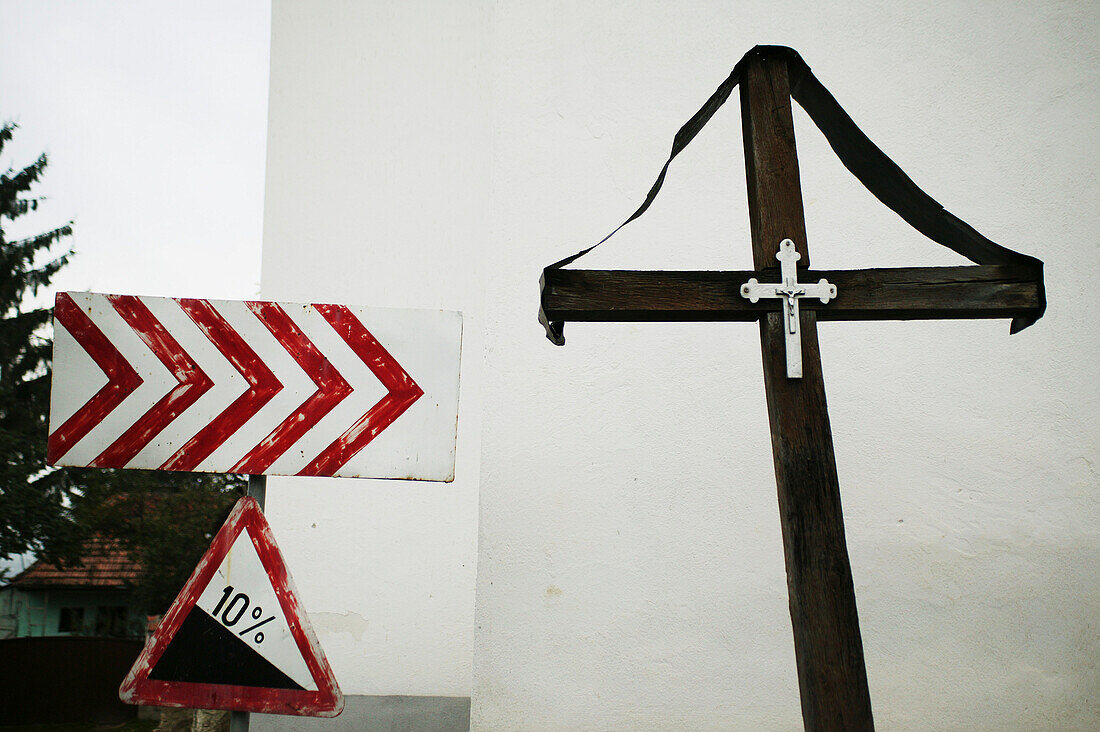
{"left": 119, "top": 497, "right": 343, "bottom": 717}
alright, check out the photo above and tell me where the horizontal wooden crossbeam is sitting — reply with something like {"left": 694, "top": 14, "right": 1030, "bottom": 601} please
{"left": 541, "top": 264, "right": 1042, "bottom": 325}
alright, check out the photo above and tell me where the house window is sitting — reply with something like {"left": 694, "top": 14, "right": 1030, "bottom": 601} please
{"left": 58, "top": 607, "right": 85, "bottom": 634}
{"left": 95, "top": 606, "right": 129, "bottom": 637}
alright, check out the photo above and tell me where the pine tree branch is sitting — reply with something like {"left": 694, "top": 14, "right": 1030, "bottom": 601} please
{"left": 0, "top": 154, "right": 48, "bottom": 203}
{"left": 0, "top": 123, "right": 14, "bottom": 159}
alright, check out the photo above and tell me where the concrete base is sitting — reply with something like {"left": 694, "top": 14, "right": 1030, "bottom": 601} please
{"left": 252, "top": 695, "right": 470, "bottom": 731}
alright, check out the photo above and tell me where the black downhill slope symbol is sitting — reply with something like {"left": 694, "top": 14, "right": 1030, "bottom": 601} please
{"left": 149, "top": 606, "right": 306, "bottom": 690}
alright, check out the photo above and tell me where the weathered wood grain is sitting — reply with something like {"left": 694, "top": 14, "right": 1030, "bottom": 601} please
{"left": 742, "top": 50, "right": 875, "bottom": 731}
{"left": 538, "top": 44, "right": 1045, "bottom": 730}
{"left": 540, "top": 265, "right": 1042, "bottom": 324}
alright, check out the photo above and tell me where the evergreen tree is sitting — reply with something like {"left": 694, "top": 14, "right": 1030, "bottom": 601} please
{"left": 0, "top": 122, "right": 244, "bottom": 607}
{"left": 0, "top": 122, "right": 77, "bottom": 564}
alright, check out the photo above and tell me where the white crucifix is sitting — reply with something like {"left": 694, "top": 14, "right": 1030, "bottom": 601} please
{"left": 740, "top": 238, "right": 837, "bottom": 378}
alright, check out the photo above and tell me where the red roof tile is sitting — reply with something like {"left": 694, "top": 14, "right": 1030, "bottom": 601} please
{"left": 9, "top": 536, "right": 140, "bottom": 589}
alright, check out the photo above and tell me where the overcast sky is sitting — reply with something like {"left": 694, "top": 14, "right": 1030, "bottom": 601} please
{"left": 1, "top": 1, "right": 271, "bottom": 575}
{"left": 1, "top": 1, "right": 270, "bottom": 300}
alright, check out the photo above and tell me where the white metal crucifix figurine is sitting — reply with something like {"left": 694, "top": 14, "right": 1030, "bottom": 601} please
{"left": 740, "top": 238, "right": 837, "bottom": 378}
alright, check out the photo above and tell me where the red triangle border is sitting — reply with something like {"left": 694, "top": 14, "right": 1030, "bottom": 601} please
{"left": 119, "top": 496, "right": 343, "bottom": 717}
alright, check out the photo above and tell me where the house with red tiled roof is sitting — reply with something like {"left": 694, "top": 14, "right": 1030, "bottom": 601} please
{"left": 0, "top": 536, "right": 144, "bottom": 639}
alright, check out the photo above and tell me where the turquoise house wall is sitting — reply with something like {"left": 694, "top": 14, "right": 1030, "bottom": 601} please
{"left": 0, "top": 587, "right": 142, "bottom": 638}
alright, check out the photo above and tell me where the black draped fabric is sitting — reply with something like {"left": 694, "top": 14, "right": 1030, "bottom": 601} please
{"left": 540, "top": 46, "right": 1045, "bottom": 345}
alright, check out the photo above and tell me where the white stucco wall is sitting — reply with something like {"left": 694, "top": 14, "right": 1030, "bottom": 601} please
{"left": 257, "top": 0, "right": 489, "bottom": 701}
{"left": 260, "top": 1, "right": 1097, "bottom": 728}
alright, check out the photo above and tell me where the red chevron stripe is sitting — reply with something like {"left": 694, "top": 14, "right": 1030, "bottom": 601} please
{"left": 89, "top": 296, "right": 213, "bottom": 468}
{"left": 159, "top": 299, "right": 283, "bottom": 472}
{"left": 47, "top": 293, "right": 144, "bottom": 463}
{"left": 230, "top": 302, "right": 352, "bottom": 474}
{"left": 298, "top": 305, "right": 423, "bottom": 476}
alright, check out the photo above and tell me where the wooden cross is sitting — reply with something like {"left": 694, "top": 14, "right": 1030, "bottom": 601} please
{"left": 539, "top": 47, "right": 1044, "bottom": 730}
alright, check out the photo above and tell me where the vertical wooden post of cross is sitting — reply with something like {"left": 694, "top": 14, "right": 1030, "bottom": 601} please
{"left": 740, "top": 50, "right": 875, "bottom": 730}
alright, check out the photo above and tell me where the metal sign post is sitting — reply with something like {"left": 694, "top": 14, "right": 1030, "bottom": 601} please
{"left": 231, "top": 474, "right": 267, "bottom": 732}
{"left": 47, "top": 296, "right": 466, "bottom": 720}
{"left": 50, "top": 285, "right": 463, "bottom": 722}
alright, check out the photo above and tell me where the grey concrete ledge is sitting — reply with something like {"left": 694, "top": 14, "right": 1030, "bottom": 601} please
{"left": 253, "top": 695, "right": 470, "bottom": 731}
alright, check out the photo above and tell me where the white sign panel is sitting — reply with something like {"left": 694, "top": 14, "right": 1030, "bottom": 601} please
{"left": 196, "top": 528, "right": 316, "bottom": 690}
{"left": 48, "top": 292, "right": 461, "bottom": 481}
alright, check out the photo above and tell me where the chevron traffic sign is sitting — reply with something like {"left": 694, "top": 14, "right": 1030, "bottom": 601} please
{"left": 48, "top": 292, "right": 461, "bottom": 480}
